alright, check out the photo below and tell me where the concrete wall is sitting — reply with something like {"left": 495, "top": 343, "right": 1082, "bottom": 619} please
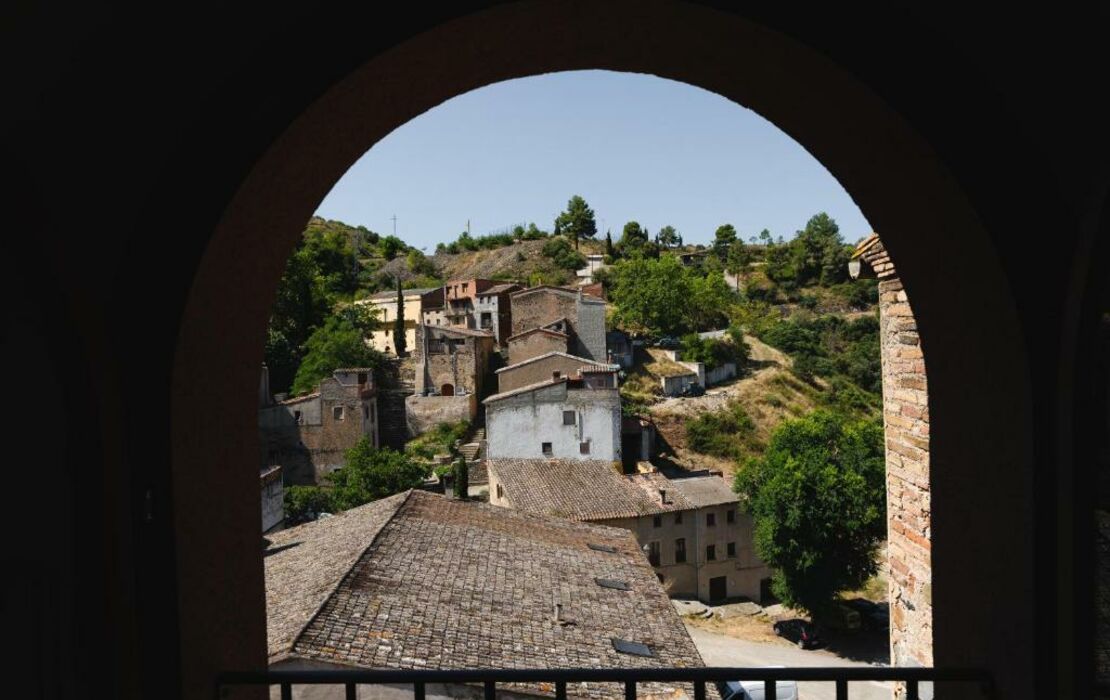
{"left": 485, "top": 383, "right": 622, "bottom": 462}
{"left": 497, "top": 354, "right": 603, "bottom": 393}
{"left": 661, "top": 373, "right": 700, "bottom": 396}
{"left": 507, "top": 331, "right": 568, "bottom": 365}
{"left": 705, "top": 362, "right": 736, "bottom": 386}
{"left": 260, "top": 468, "right": 283, "bottom": 533}
{"left": 405, "top": 394, "right": 476, "bottom": 435}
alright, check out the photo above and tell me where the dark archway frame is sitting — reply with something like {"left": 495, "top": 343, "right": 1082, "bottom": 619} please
{"left": 170, "top": 2, "right": 1035, "bottom": 698}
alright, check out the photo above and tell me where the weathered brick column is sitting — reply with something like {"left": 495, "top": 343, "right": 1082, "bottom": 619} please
{"left": 853, "top": 235, "right": 933, "bottom": 676}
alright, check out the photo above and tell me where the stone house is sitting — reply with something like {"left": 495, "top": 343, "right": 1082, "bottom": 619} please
{"left": 355, "top": 287, "right": 440, "bottom": 355}
{"left": 258, "top": 368, "right": 379, "bottom": 485}
{"left": 575, "top": 253, "right": 606, "bottom": 284}
{"left": 507, "top": 325, "right": 571, "bottom": 365}
{"left": 495, "top": 350, "right": 619, "bottom": 393}
{"left": 406, "top": 325, "right": 494, "bottom": 434}
{"left": 264, "top": 490, "right": 705, "bottom": 700}
{"left": 473, "top": 282, "right": 522, "bottom": 344}
{"left": 484, "top": 375, "right": 622, "bottom": 462}
{"left": 487, "top": 459, "right": 770, "bottom": 604}
{"left": 509, "top": 285, "right": 607, "bottom": 362}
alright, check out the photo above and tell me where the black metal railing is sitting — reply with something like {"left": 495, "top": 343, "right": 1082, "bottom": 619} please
{"left": 217, "top": 666, "right": 994, "bottom": 700}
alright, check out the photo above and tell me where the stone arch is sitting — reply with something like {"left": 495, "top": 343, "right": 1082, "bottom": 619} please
{"left": 440, "top": 383, "right": 455, "bottom": 397}
{"left": 170, "top": 3, "right": 1035, "bottom": 697}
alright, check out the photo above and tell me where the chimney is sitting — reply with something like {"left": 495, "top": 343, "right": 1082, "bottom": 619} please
{"left": 659, "top": 488, "right": 668, "bottom": 504}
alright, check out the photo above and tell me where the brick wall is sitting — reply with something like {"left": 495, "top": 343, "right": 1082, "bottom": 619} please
{"left": 879, "top": 276, "right": 933, "bottom": 669}
{"left": 507, "top": 330, "right": 568, "bottom": 365}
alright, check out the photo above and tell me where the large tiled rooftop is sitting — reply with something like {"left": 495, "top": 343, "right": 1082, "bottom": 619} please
{"left": 264, "top": 490, "right": 704, "bottom": 699}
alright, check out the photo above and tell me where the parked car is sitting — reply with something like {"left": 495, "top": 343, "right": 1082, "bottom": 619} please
{"left": 716, "top": 671, "right": 799, "bottom": 700}
{"left": 772, "top": 619, "right": 823, "bottom": 649}
{"left": 657, "top": 336, "right": 681, "bottom": 349}
{"left": 841, "top": 598, "right": 890, "bottom": 631}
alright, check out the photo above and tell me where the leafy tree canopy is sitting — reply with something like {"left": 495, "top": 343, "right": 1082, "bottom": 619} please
{"left": 735, "top": 410, "right": 886, "bottom": 617}
{"left": 554, "top": 195, "right": 598, "bottom": 249}
{"left": 329, "top": 438, "right": 429, "bottom": 511}
{"left": 655, "top": 225, "right": 682, "bottom": 248}
{"left": 608, "top": 255, "right": 733, "bottom": 336}
{"left": 291, "top": 305, "right": 383, "bottom": 395}
{"left": 713, "top": 224, "right": 739, "bottom": 259}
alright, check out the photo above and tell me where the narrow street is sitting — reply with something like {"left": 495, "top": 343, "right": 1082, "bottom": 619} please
{"left": 684, "top": 625, "right": 895, "bottom": 700}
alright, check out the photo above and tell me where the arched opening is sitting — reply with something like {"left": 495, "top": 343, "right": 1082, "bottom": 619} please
{"left": 170, "top": 3, "right": 1035, "bottom": 698}
{"left": 440, "top": 383, "right": 455, "bottom": 397}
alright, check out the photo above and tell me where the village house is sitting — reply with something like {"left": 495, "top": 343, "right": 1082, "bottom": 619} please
{"left": 495, "top": 350, "right": 619, "bottom": 393}
{"left": 258, "top": 367, "right": 379, "bottom": 485}
{"left": 473, "top": 282, "right": 522, "bottom": 344}
{"left": 355, "top": 287, "right": 442, "bottom": 354}
{"left": 507, "top": 325, "right": 572, "bottom": 365}
{"left": 487, "top": 460, "right": 770, "bottom": 604}
{"left": 406, "top": 324, "right": 495, "bottom": 434}
{"left": 575, "top": 253, "right": 607, "bottom": 284}
{"left": 606, "top": 329, "right": 633, "bottom": 369}
{"left": 483, "top": 374, "right": 622, "bottom": 462}
{"left": 264, "top": 490, "right": 705, "bottom": 700}
{"left": 509, "top": 285, "right": 607, "bottom": 362}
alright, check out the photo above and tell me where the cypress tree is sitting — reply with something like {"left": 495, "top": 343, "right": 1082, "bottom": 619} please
{"left": 393, "top": 277, "right": 407, "bottom": 356}
{"left": 452, "top": 456, "right": 469, "bottom": 499}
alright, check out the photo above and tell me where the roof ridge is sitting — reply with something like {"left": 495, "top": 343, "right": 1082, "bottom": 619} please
{"left": 283, "top": 490, "right": 414, "bottom": 661}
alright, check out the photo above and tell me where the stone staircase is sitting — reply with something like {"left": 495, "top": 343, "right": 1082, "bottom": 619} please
{"left": 458, "top": 427, "right": 485, "bottom": 461}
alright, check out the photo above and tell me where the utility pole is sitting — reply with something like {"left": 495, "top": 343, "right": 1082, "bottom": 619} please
{"left": 391, "top": 214, "right": 397, "bottom": 237}
{"left": 466, "top": 219, "right": 470, "bottom": 235}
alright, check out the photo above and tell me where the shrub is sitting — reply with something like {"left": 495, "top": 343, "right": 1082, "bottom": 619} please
{"left": 686, "top": 402, "right": 760, "bottom": 460}
{"left": 284, "top": 485, "right": 333, "bottom": 524}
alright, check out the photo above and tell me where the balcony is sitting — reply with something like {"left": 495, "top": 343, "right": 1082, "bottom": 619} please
{"left": 218, "top": 666, "right": 994, "bottom": 700}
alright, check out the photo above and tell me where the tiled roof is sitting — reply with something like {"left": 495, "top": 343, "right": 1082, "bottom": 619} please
{"left": 264, "top": 491, "right": 411, "bottom": 663}
{"left": 488, "top": 459, "right": 696, "bottom": 521}
{"left": 666, "top": 473, "right": 740, "bottom": 508}
{"left": 481, "top": 283, "right": 522, "bottom": 295}
{"left": 495, "top": 351, "right": 618, "bottom": 374}
{"left": 278, "top": 392, "right": 320, "bottom": 405}
{"left": 361, "top": 287, "right": 439, "bottom": 301}
{"left": 483, "top": 377, "right": 568, "bottom": 404}
{"left": 427, "top": 325, "right": 495, "bottom": 338}
{"left": 265, "top": 490, "right": 704, "bottom": 698}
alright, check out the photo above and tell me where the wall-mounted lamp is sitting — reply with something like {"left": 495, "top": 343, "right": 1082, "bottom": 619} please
{"left": 848, "top": 258, "right": 862, "bottom": 280}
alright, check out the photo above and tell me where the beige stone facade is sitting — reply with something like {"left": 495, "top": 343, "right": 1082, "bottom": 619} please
{"left": 412, "top": 324, "right": 494, "bottom": 397}
{"left": 854, "top": 234, "right": 932, "bottom": 671}
{"left": 355, "top": 287, "right": 439, "bottom": 355}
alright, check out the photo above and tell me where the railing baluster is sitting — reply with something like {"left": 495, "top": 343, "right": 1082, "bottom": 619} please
{"left": 836, "top": 678, "right": 848, "bottom": 700}
{"left": 906, "top": 680, "right": 919, "bottom": 700}
{"left": 766, "top": 678, "right": 776, "bottom": 700}
{"left": 625, "top": 680, "right": 636, "bottom": 700}
{"left": 345, "top": 681, "right": 356, "bottom": 700}
{"left": 280, "top": 682, "right": 292, "bottom": 700}
{"left": 555, "top": 681, "right": 567, "bottom": 700}
{"left": 414, "top": 681, "right": 425, "bottom": 700}
{"left": 484, "top": 680, "right": 495, "bottom": 700}
{"left": 694, "top": 680, "right": 705, "bottom": 700}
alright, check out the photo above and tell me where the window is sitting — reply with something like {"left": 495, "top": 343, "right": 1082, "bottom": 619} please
{"left": 579, "top": 441, "right": 590, "bottom": 455}
{"left": 542, "top": 442, "right": 553, "bottom": 457}
{"left": 707, "top": 512, "right": 716, "bottom": 527}
{"left": 333, "top": 406, "right": 344, "bottom": 420}
{"left": 727, "top": 542, "right": 736, "bottom": 558}
{"left": 293, "top": 410, "right": 302, "bottom": 425}
{"left": 648, "top": 541, "right": 661, "bottom": 567}
{"left": 675, "top": 512, "right": 683, "bottom": 525}
{"left": 675, "top": 538, "right": 686, "bottom": 563}
{"left": 563, "top": 410, "right": 575, "bottom": 425}
{"left": 706, "top": 545, "right": 716, "bottom": 561}
{"left": 496, "top": 484, "right": 504, "bottom": 499}
{"left": 652, "top": 515, "right": 662, "bottom": 528}
{"left": 726, "top": 509, "right": 735, "bottom": 524}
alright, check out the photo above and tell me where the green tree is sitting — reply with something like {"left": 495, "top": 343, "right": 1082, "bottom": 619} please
{"left": 758, "top": 229, "right": 774, "bottom": 247}
{"left": 605, "top": 230, "right": 615, "bottom": 258}
{"left": 379, "top": 234, "right": 407, "bottom": 260}
{"left": 452, "top": 456, "right": 469, "bottom": 499}
{"left": 291, "top": 306, "right": 383, "bottom": 395}
{"left": 328, "top": 438, "right": 429, "bottom": 510}
{"left": 393, "top": 277, "right": 407, "bottom": 356}
{"left": 725, "top": 240, "right": 752, "bottom": 291}
{"left": 608, "top": 255, "right": 731, "bottom": 336}
{"left": 734, "top": 410, "right": 886, "bottom": 617}
{"left": 554, "top": 195, "right": 598, "bottom": 250}
{"left": 656, "top": 225, "right": 681, "bottom": 248}
{"left": 541, "top": 237, "right": 587, "bottom": 270}
{"left": 618, "top": 220, "right": 649, "bottom": 253}
{"left": 712, "top": 224, "right": 739, "bottom": 259}
{"left": 284, "top": 485, "right": 333, "bottom": 524}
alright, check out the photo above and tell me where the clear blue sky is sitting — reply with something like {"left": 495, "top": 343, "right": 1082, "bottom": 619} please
{"left": 315, "top": 70, "right": 872, "bottom": 251}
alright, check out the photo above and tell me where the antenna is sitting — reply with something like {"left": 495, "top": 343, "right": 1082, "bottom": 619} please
{"left": 391, "top": 214, "right": 397, "bottom": 236}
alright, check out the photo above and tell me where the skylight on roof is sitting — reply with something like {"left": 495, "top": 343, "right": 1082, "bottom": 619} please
{"left": 594, "top": 578, "right": 631, "bottom": 591}
{"left": 611, "top": 638, "right": 654, "bottom": 657}
{"left": 587, "top": 543, "right": 618, "bottom": 553}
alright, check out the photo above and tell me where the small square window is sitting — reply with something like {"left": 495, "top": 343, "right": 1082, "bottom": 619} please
{"left": 727, "top": 542, "right": 736, "bottom": 558}
{"left": 727, "top": 509, "right": 735, "bottom": 524}
{"left": 542, "top": 442, "right": 553, "bottom": 457}
{"left": 580, "top": 441, "right": 590, "bottom": 455}
{"left": 563, "top": 410, "right": 575, "bottom": 425}
{"left": 333, "top": 406, "right": 344, "bottom": 420}
{"left": 652, "top": 515, "right": 662, "bottom": 528}
{"left": 707, "top": 513, "right": 716, "bottom": 527}
{"left": 706, "top": 545, "right": 716, "bottom": 561}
